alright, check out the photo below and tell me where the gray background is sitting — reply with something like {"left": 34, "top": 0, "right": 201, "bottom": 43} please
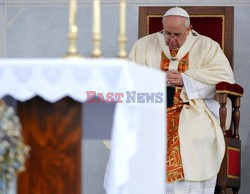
{"left": 1, "top": 1, "right": 249, "bottom": 194}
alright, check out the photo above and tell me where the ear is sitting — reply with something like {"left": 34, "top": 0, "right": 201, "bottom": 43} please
{"left": 161, "top": 18, "right": 166, "bottom": 28}
{"left": 186, "top": 25, "right": 192, "bottom": 35}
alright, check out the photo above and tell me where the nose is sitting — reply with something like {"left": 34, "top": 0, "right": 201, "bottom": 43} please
{"left": 168, "top": 35, "right": 176, "bottom": 42}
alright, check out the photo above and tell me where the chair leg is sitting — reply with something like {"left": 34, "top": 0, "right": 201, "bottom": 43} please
{"left": 216, "top": 186, "right": 226, "bottom": 194}
{"left": 232, "top": 187, "right": 239, "bottom": 194}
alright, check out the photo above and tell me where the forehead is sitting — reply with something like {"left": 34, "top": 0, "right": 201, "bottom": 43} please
{"left": 163, "top": 16, "right": 186, "bottom": 29}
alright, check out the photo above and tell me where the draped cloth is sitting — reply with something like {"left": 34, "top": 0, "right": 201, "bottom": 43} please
{"left": 128, "top": 30, "right": 235, "bottom": 182}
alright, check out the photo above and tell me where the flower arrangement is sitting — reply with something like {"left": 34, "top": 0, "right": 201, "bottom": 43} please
{"left": 0, "top": 100, "right": 30, "bottom": 193}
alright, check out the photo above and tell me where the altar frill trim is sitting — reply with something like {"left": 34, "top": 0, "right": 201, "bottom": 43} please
{"left": 0, "top": 59, "right": 140, "bottom": 103}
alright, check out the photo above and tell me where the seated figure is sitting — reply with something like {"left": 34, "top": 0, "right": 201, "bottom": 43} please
{"left": 129, "top": 6, "right": 235, "bottom": 194}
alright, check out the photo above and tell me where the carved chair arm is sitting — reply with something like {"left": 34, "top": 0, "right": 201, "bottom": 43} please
{"left": 216, "top": 82, "right": 244, "bottom": 138}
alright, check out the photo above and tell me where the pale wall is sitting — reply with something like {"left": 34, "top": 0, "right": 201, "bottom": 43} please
{"left": 1, "top": 1, "right": 250, "bottom": 194}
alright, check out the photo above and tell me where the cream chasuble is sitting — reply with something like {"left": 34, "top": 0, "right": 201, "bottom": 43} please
{"left": 128, "top": 30, "right": 235, "bottom": 181}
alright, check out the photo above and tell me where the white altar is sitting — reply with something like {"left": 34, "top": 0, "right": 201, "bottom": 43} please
{"left": 0, "top": 58, "right": 166, "bottom": 194}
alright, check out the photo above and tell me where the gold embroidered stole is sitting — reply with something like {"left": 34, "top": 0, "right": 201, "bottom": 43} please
{"left": 161, "top": 50, "right": 189, "bottom": 183}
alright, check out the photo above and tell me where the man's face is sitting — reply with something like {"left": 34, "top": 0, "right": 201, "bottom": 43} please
{"left": 162, "top": 16, "right": 190, "bottom": 50}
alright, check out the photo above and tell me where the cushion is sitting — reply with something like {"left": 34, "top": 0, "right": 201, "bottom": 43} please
{"left": 216, "top": 82, "right": 244, "bottom": 96}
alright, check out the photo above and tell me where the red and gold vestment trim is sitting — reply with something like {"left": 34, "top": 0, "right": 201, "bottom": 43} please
{"left": 160, "top": 50, "right": 189, "bottom": 183}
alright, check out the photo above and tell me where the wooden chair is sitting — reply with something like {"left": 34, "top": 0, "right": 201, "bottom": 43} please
{"left": 138, "top": 6, "right": 244, "bottom": 194}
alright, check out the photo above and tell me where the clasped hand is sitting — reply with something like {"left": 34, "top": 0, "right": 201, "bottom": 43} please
{"left": 166, "top": 71, "right": 183, "bottom": 86}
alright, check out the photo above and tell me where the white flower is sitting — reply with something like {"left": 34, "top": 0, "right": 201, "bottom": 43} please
{"left": 0, "top": 100, "right": 30, "bottom": 192}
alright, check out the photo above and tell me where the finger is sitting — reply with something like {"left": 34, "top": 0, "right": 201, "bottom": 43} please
{"left": 168, "top": 70, "right": 179, "bottom": 74}
{"left": 168, "top": 71, "right": 180, "bottom": 77}
{"left": 167, "top": 73, "right": 177, "bottom": 78}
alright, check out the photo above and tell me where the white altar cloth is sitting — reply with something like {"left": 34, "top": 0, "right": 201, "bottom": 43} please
{"left": 0, "top": 58, "right": 166, "bottom": 194}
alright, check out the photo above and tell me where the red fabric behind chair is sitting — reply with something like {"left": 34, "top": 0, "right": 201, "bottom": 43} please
{"left": 139, "top": 6, "right": 234, "bottom": 68}
{"left": 228, "top": 148, "right": 240, "bottom": 179}
{"left": 147, "top": 16, "right": 224, "bottom": 49}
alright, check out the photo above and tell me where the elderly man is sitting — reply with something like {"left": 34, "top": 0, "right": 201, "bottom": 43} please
{"left": 129, "top": 7, "right": 234, "bottom": 193}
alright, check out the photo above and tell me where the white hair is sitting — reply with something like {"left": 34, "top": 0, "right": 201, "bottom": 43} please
{"left": 184, "top": 17, "right": 190, "bottom": 27}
